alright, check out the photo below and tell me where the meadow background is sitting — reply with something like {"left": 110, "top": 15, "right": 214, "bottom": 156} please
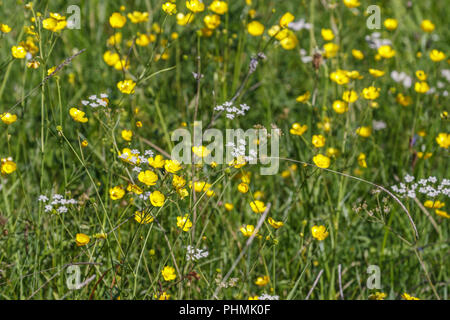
{"left": 0, "top": 0, "right": 448, "bottom": 300}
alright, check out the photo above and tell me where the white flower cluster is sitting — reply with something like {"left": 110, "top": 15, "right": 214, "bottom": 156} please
{"left": 214, "top": 101, "right": 251, "bottom": 120}
{"left": 391, "top": 175, "right": 450, "bottom": 199}
{"left": 38, "top": 194, "right": 77, "bottom": 214}
{"left": 391, "top": 71, "right": 412, "bottom": 88}
{"left": 118, "top": 148, "right": 152, "bottom": 167}
{"left": 258, "top": 293, "right": 279, "bottom": 300}
{"left": 365, "top": 32, "right": 392, "bottom": 49}
{"left": 226, "top": 139, "right": 257, "bottom": 162}
{"left": 186, "top": 245, "right": 209, "bottom": 261}
{"left": 288, "top": 18, "right": 311, "bottom": 31}
{"left": 81, "top": 93, "right": 109, "bottom": 108}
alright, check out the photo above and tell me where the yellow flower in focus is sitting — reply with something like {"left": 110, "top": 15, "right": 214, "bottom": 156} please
{"left": 127, "top": 184, "right": 143, "bottom": 195}
{"left": 321, "top": 28, "right": 334, "bottom": 41}
{"left": 332, "top": 100, "right": 349, "bottom": 114}
{"left": 356, "top": 126, "right": 372, "bottom": 138}
{"left": 343, "top": 0, "right": 360, "bottom": 8}
{"left": 279, "top": 12, "right": 294, "bottom": 28}
{"left": 148, "top": 155, "right": 165, "bottom": 168}
{"left": 121, "top": 129, "right": 132, "bottom": 141}
{"left": 186, "top": 0, "right": 205, "bottom": 13}
{"left": 127, "top": 11, "right": 149, "bottom": 23}
{"left": 378, "top": 45, "right": 395, "bottom": 59}
{"left": 415, "top": 70, "right": 427, "bottom": 81}
{"left": 109, "top": 186, "right": 125, "bottom": 200}
{"left": 420, "top": 20, "right": 435, "bottom": 33}
{"left": 358, "top": 153, "right": 367, "bottom": 168}
{"left": 312, "top": 135, "right": 326, "bottom": 148}
{"left": 330, "top": 70, "right": 350, "bottom": 85}
{"left": 138, "top": 170, "right": 158, "bottom": 186}
{"left": 429, "top": 49, "right": 446, "bottom": 62}
{"left": 237, "top": 183, "right": 249, "bottom": 194}
{"left": 42, "top": 13, "right": 67, "bottom": 32}
{"left": 75, "top": 233, "right": 90, "bottom": 247}
{"left": 352, "top": 49, "right": 364, "bottom": 60}
{"left": 369, "top": 292, "right": 387, "bottom": 300}
{"left": 117, "top": 80, "right": 136, "bottom": 94}
{"left": 209, "top": 1, "right": 228, "bottom": 15}
{"left": 135, "top": 211, "right": 154, "bottom": 224}
{"left": 69, "top": 108, "right": 88, "bottom": 123}
{"left": 384, "top": 18, "right": 398, "bottom": 31}
{"left": 296, "top": 91, "right": 310, "bottom": 103}
{"left": 362, "top": 86, "right": 380, "bottom": 100}
{"left": 414, "top": 81, "right": 430, "bottom": 94}
{"left": 109, "top": 12, "right": 127, "bottom": 28}
{"left": 255, "top": 275, "right": 269, "bottom": 286}
{"left": 247, "top": 21, "right": 264, "bottom": 36}
{"left": 172, "top": 174, "right": 186, "bottom": 189}
{"left": 311, "top": 225, "right": 329, "bottom": 240}
{"left": 150, "top": 191, "right": 165, "bottom": 207}
{"left": 103, "top": 51, "right": 120, "bottom": 66}
{"left": 342, "top": 90, "right": 358, "bottom": 103}
{"left": 435, "top": 133, "right": 450, "bottom": 148}
{"left": 0, "top": 113, "right": 17, "bottom": 125}
{"left": 313, "top": 154, "right": 330, "bottom": 169}
{"left": 424, "top": 200, "right": 445, "bottom": 209}
{"left": 280, "top": 32, "right": 298, "bottom": 50}
{"left": 161, "top": 266, "right": 176, "bottom": 281}
{"left": 401, "top": 293, "right": 420, "bottom": 300}
{"left": 268, "top": 217, "right": 284, "bottom": 229}
{"left": 155, "top": 292, "right": 171, "bottom": 300}
{"left": 240, "top": 224, "right": 255, "bottom": 237}
{"left": 177, "top": 214, "right": 193, "bottom": 231}
{"left": 290, "top": 123, "right": 308, "bottom": 136}
{"left": 165, "top": 159, "right": 182, "bottom": 173}
{"left": 162, "top": 2, "right": 177, "bottom": 15}
{"left": 11, "top": 45, "right": 27, "bottom": 59}
{"left": 1, "top": 158, "right": 16, "bottom": 175}
{"left": 250, "top": 200, "right": 267, "bottom": 213}
{"left": 203, "top": 14, "right": 221, "bottom": 29}
{"left": 435, "top": 209, "right": 450, "bottom": 219}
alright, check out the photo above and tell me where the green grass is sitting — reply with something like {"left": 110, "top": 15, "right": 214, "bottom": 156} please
{"left": 0, "top": 0, "right": 448, "bottom": 300}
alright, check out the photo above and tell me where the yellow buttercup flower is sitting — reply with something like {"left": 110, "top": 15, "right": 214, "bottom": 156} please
{"left": 1, "top": 158, "right": 16, "bottom": 175}
{"left": 186, "top": 0, "right": 205, "bottom": 13}
{"left": 280, "top": 32, "right": 298, "bottom": 50}
{"left": 321, "top": 28, "right": 334, "bottom": 41}
{"left": 247, "top": 21, "right": 264, "bottom": 36}
{"left": 165, "top": 159, "right": 182, "bottom": 173}
{"left": 107, "top": 32, "right": 122, "bottom": 46}
{"left": 435, "top": 133, "right": 450, "bottom": 148}
{"left": 424, "top": 200, "right": 445, "bottom": 209}
{"left": 429, "top": 49, "right": 446, "bottom": 62}
{"left": 290, "top": 123, "right": 308, "bottom": 136}
{"left": 255, "top": 275, "right": 269, "bottom": 286}
{"left": 323, "top": 42, "right": 339, "bottom": 58}
{"left": 312, "top": 135, "right": 326, "bottom": 148}
{"left": 69, "top": 108, "right": 88, "bottom": 123}
{"left": 268, "top": 217, "right": 284, "bottom": 229}
{"left": 313, "top": 154, "right": 330, "bottom": 169}
{"left": 384, "top": 18, "right": 398, "bottom": 31}
{"left": 415, "top": 70, "right": 427, "bottom": 81}
{"left": 117, "top": 80, "right": 136, "bottom": 94}
{"left": 332, "top": 100, "right": 349, "bottom": 114}
{"left": 109, "top": 186, "right": 125, "bottom": 200}
{"left": 356, "top": 126, "right": 372, "bottom": 138}
{"left": 326, "top": 147, "right": 339, "bottom": 158}
{"left": 237, "top": 183, "right": 249, "bottom": 194}
{"left": 177, "top": 214, "right": 193, "bottom": 231}
{"left": 155, "top": 292, "right": 171, "bottom": 300}
{"left": 172, "top": 174, "right": 186, "bottom": 189}
{"left": 343, "top": 0, "right": 360, "bottom": 8}
{"left": 369, "top": 292, "right": 387, "bottom": 300}
{"left": 311, "top": 225, "right": 329, "bottom": 240}
{"left": 279, "top": 12, "right": 294, "bottom": 28}
{"left": 248, "top": 296, "right": 259, "bottom": 300}
{"left": 224, "top": 203, "right": 234, "bottom": 211}
{"left": 250, "top": 200, "right": 267, "bottom": 213}
{"left": 362, "top": 86, "right": 380, "bottom": 100}
{"left": 119, "top": 148, "right": 141, "bottom": 165}
{"left": 401, "top": 293, "right": 420, "bottom": 300}
{"left": 396, "top": 93, "right": 412, "bottom": 107}
{"left": 352, "top": 49, "right": 364, "bottom": 60}
{"left": 148, "top": 155, "right": 165, "bottom": 168}
{"left": 369, "top": 69, "right": 385, "bottom": 77}
{"left": 138, "top": 170, "right": 158, "bottom": 186}
{"left": 420, "top": 20, "right": 435, "bottom": 33}
{"left": 135, "top": 211, "right": 154, "bottom": 224}
{"left": 75, "top": 233, "right": 90, "bottom": 247}
{"left": 161, "top": 266, "right": 176, "bottom": 281}
{"left": 330, "top": 70, "right": 350, "bottom": 85}
{"left": 81, "top": 140, "right": 88, "bottom": 148}
{"left": 209, "top": 1, "right": 228, "bottom": 15}
{"left": 358, "top": 153, "right": 367, "bottom": 168}
{"left": 103, "top": 51, "right": 120, "bottom": 66}
{"left": 127, "top": 11, "right": 149, "bottom": 23}
{"left": 177, "top": 12, "right": 194, "bottom": 25}
{"left": 203, "top": 14, "right": 221, "bottom": 29}
{"left": 42, "top": 13, "right": 67, "bottom": 32}
{"left": 0, "top": 23, "right": 11, "bottom": 33}
{"left": 109, "top": 12, "right": 126, "bottom": 28}
{"left": 435, "top": 209, "right": 450, "bottom": 219}
{"left": 127, "top": 184, "right": 143, "bottom": 195}
{"left": 11, "top": 45, "right": 27, "bottom": 59}
{"left": 192, "top": 146, "right": 211, "bottom": 158}
{"left": 150, "top": 191, "right": 165, "bottom": 207}
{"left": 1, "top": 113, "right": 17, "bottom": 125}
{"left": 378, "top": 45, "right": 395, "bottom": 59}
{"left": 342, "top": 90, "right": 358, "bottom": 103}
{"left": 240, "top": 224, "right": 255, "bottom": 237}
{"left": 414, "top": 81, "right": 430, "bottom": 94}
{"left": 121, "top": 129, "right": 133, "bottom": 141}
{"left": 296, "top": 91, "right": 310, "bottom": 103}
{"left": 417, "top": 152, "right": 432, "bottom": 159}
{"left": 162, "top": 2, "right": 177, "bottom": 15}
